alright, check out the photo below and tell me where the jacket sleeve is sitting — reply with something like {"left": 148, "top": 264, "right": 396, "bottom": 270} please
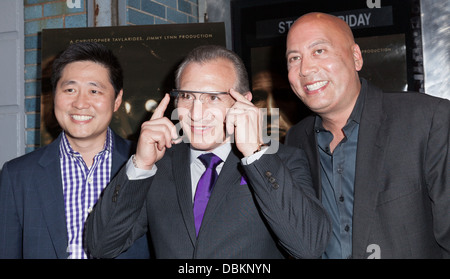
{"left": 425, "top": 98, "right": 450, "bottom": 258}
{"left": 0, "top": 163, "right": 23, "bottom": 259}
{"left": 241, "top": 142, "right": 331, "bottom": 258}
{"left": 85, "top": 164, "right": 152, "bottom": 259}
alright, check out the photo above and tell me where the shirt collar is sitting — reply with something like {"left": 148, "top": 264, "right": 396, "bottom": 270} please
{"left": 348, "top": 78, "right": 367, "bottom": 125}
{"left": 59, "top": 127, "right": 113, "bottom": 157}
{"left": 190, "top": 142, "right": 232, "bottom": 164}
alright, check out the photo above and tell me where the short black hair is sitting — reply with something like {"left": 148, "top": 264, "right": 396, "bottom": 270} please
{"left": 51, "top": 42, "right": 123, "bottom": 97}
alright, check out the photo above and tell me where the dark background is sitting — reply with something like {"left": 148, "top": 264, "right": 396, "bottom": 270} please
{"left": 40, "top": 23, "right": 226, "bottom": 144}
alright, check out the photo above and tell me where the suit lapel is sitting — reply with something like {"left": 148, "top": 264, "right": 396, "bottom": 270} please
{"left": 302, "top": 120, "right": 322, "bottom": 199}
{"left": 111, "top": 132, "right": 134, "bottom": 176}
{"left": 352, "top": 82, "right": 388, "bottom": 258}
{"left": 172, "top": 144, "right": 243, "bottom": 243}
{"left": 36, "top": 136, "right": 68, "bottom": 258}
{"left": 173, "top": 144, "right": 197, "bottom": 245}
{"left": 287, "top": 116, "right": 322, "bottom": 199}
{"left": 199, "top": 147, "right": 242, "bottom": 233}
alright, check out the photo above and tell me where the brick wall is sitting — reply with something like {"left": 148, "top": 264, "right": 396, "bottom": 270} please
{"left": 24, "top": 0, "right": 88, "bottom": 153}
{"left": 23, "top": 0, "right": 199, "bottom": 152}
{"left": 127, "top": 0, "right": 199, "bottom": 24}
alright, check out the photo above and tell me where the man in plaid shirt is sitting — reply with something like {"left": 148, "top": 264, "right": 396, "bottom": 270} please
{"left": 0, "top": 42, "right": 150, "bottom": 259}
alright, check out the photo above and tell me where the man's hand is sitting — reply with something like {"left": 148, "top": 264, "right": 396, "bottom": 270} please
{"left": 225, "top": 89, "right": 263, "bottom": 157}
{"left": 134, "top": 94, "right": 179, "bottom": 170}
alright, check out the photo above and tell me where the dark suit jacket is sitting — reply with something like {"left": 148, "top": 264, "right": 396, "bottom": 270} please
{"left": 0, "top": 131, "right": 150, "bottom": 259}
{"left": 85, "top": 142, "right": 331, "bottom": 259}
{"left": 285, "top": 79, "right": 450, "bottom": 258}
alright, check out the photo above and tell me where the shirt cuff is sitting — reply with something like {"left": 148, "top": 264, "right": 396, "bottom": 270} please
{"left": 241, "top": 146, "right": 269, "bottom": 165}
{"left": 126, "top": 156, "right": 157, "bottom": 180}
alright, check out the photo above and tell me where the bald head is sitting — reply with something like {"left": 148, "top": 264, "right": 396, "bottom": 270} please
{"left": 288, "top": 12, "right": 356, "bottom": 46}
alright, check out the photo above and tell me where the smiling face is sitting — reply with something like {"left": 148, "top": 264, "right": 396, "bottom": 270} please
{"left": 286, "top": 13, "right": 363, "bottom": 118}
{"left": 54, "top": 61, "right": 122, "bottom": 148}
{"left": 176, "top": 58, "right": 236, "bottom": 151}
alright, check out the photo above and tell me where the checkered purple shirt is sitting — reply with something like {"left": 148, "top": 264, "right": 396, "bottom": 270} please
{"left": 59, "top": 128, "right": 113, "bottom": 259}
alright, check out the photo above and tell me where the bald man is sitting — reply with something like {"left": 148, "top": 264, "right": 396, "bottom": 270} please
{"left": 285, "top": 12, "right": 450, "bottom": 259}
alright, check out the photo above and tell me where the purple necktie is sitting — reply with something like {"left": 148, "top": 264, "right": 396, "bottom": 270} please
{"left": 193, "top": 153, "right": 222, "bottom": 236}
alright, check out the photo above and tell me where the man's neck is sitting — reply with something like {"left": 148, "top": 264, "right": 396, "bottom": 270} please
{"left": 65, "top": 132, "right": 108, "bottom": 168}
{"left": 319, "top": 101, "right": 357, "bottom": 153}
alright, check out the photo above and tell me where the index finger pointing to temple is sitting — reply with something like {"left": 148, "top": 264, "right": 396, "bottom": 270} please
{"left": 229, "top": 89, "right": 252, "bottom": 104}
{"left": 150, "top": 93, "right": 171, "bottom": 120}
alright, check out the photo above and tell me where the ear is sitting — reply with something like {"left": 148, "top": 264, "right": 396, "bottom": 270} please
{"left": 352, "top": 44, "right": 364, "bottom": 71}
{"left": 114, "top": 89, "right": 123, "bottom": 112}
{"left": 243, "top": 91, "right": 253, "bottom": 102}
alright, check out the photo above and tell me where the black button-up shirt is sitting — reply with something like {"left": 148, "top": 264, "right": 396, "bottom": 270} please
{"left": 315, "top": 85, "right": 366, "bottom": 259}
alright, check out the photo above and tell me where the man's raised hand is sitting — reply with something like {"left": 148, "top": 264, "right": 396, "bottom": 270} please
{"left": 225, "top": 89, "right": 263, "bottom": 157}
{"left": 134, "top": 94, "right": 178, "bottom": 170}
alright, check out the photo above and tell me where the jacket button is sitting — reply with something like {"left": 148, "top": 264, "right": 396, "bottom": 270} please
{"left": 265, "top": 171, "right": 272, "bottom": 178}
{"left": 272, "top": 183, "right": 279, "bottom": 189}
{"left": 112, "top": 184, "right": 120, "bottom": 202}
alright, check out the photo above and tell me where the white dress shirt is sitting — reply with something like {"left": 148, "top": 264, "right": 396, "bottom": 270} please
{"left": 126, "top": 141, "right": 267, "bottom": 200}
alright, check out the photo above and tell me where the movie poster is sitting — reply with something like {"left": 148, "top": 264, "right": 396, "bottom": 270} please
{"left": 41, "top": 23, "right": 226, "bottom": 145}
{"left": 356, "top": 33, "right": 407, "bottom": 92}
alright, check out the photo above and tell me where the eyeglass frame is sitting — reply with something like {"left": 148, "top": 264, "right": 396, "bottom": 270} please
{"left": 170, "top": 89, "right": 232, "bottom": 106}
{"left": 169, "top": 89, "right": 229, "bottom": 97}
